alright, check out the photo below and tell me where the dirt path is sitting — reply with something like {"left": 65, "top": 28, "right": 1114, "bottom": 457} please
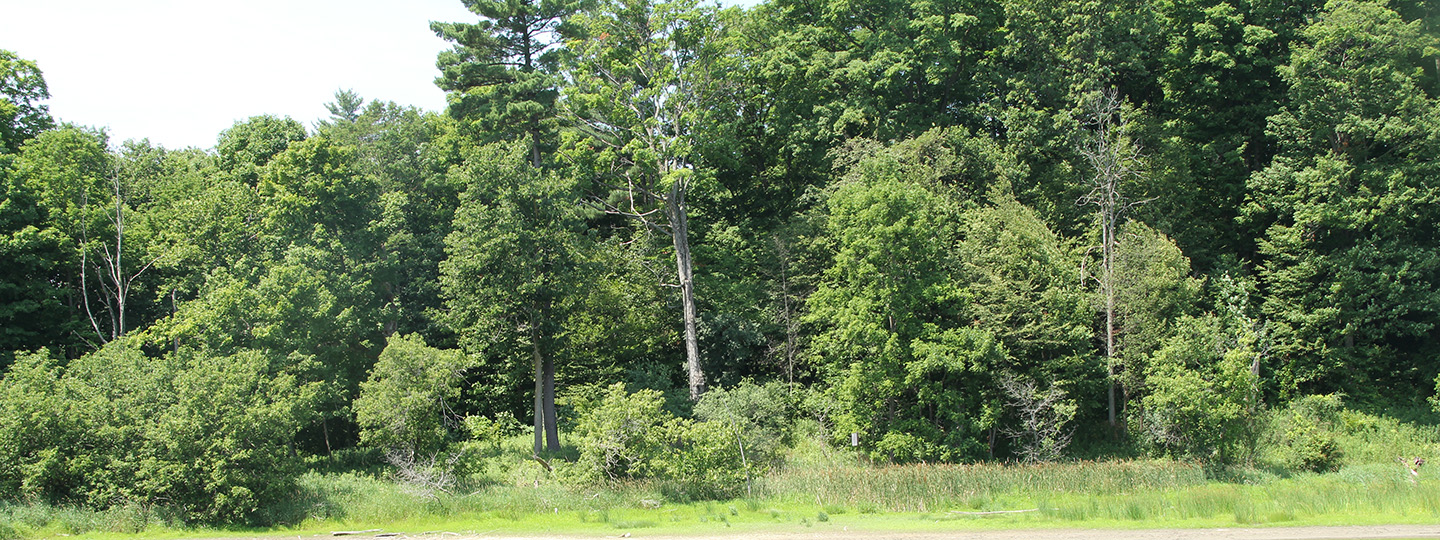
{"left": 604, "top": 525, "right": 1440, "bottom": 540}
{"left": 277, "top": 525, "right": 1440, "bottom": 540}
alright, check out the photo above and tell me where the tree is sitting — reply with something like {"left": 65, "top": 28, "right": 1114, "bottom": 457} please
{"left": 1244, "top": 0, "right": 1440, "bottom": 400}
{"left": 806, "top": 158, "right": 998, "bottom": 462}
{"left": 433, "top": 0, "right": 573, "bottom": 167}
{"left": 1078, "top": 88, "right": 1147, "bottom": 428}
{"left": 1113, "top": 221, "right": 1204, "bottom": 398}
{"left": 215, "top": 115, "right": 307, "bottom": 186}
{"left": 322, "top": 89, "right": 364, "bottom": 125}
{"left": 997, "top": 373, "right": 1077, "bottom": 463}
{"left": 560, "top": 0, "right": 723, "bottom": 399}
{"left": 0, "top": 153, "right": 75, "bottom": 367}
{"left": 355, "top": 334, "right": 469, "bottom": 456}
{"left": 441, "top": 141, "right": 587, "bottom": 453}
{"left": 0, "top": 50, "right": 52, "bottom": 154}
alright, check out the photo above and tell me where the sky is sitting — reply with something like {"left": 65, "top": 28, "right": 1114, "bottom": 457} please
{"left": 1, "top": 0, "right": 482, "bottom": 150}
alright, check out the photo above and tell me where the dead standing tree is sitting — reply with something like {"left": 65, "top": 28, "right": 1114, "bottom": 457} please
{"left": 79, "top": 165, "right": 165, "bottom": 345}
{"left": 1078, "top": 87, "right": 1147, "bottom": 429}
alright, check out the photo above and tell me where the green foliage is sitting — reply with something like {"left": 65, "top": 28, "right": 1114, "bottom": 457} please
{"left": 0, "top": 344, "right": 322, "bottom": 522}
{"left": 356, "top": 334, "right": 470, "bottom": 454}
{"left": 808, "top": 159, "right": 998, "bottom": 462}
{"left": 1244, "top": 0, "right": 1440, "bottom": 400}
{"left": 1115, "top": 221, "right": 1206, "bottom": 390}
{"left": 572, "top": 384, "right": 751, "bottom": 498}
{"left": 0, "top": 50, "right": 52, "bottom": 154}
{"left": 572, "top": 383, "right": 676, "bottom": 482}
{"left": 1265, "top": 394, "right": 1346, "bottom": 472}
{"left": 432, "top": 0, "right": 571, "bottom": 161}
{"left": 693, "top": 380, "right": 793, "bottom": 469}
{"left": 0, "top": 162, "right": 73, "bottom": 366}
{"left": 1137, "top": 315, "right": 1259, "bottom": 464}
{"left": 958, "top": 189, "right": 1093, "bottom": 387}
{"left": 215, "top": 115, "right": 307, "bottom": 185}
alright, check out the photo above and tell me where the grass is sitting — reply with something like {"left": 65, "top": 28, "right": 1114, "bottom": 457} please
{"left": 5, "top": 465, "right": 1440, "bottom": 540}
{"left": 5, "top": 407, "right": 1440, "bottom": 539}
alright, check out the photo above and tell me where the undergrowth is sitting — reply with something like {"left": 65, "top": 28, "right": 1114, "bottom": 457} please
{"left": 3, "top": 405, "right": 1438, "bottom": 539}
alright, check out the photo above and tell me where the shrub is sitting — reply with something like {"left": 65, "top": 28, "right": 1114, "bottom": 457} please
{"left": 573, "top": 383, "right": 674, "bottom": 482}
{"left": 693, "top": 380, "right": 792, "bottom": 466}
{"left": 572, "top": 384, "right": 751, "bottom": 498}
{"left": 997, "top": 374, "right": 1077, "bottom": 463}
{"left": 0, "top": 343, "right": 323, "bottom": 523}
{"left": 355, "top": 334, "right": 470, "bottom": 455}
{"left": 1267, "top": 394, "right": 1344, "bottom": 473}
{"left": 1136, "top": 315, "right": 1258, "bottom": 464}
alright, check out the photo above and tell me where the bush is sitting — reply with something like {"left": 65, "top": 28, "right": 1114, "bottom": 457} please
{"left": 1136, "top": 315, "right": 1258, "bottom": 464}
{"left": 693, "top": 380, "right": 793, "bottom": 466}
{"left": 1267, "top": 394, "right": 1345, "bottom": 473}
{"left": 0, "top": 344, "right": 323, "bottom": 523}
{"left": 355, "top": 334, "right": 470, "bottom": 455}
{"left": 572, "top": 384, "right": 751, "bottom": 498}
{"left": 572, "top": 383, "right": 674, "bottom": 482}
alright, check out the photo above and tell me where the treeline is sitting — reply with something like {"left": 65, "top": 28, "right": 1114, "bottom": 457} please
{"left": 2, "top": 0, "right": 1439, "bottom": 523}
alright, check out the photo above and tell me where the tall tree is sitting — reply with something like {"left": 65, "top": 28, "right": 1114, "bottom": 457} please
{"left": 1244, "top": 0, "right": 1440, "bottom": 400}
{"left": 1078, "top": 88, "right": 1147, "bottom": 428}
{"left": 560, "top": 0, "right": 722, "bottom": 399}
{"left": 441, "top": 141, "right": 587, "bottom": 453}
{"left": 0, "top": 50, "right": 52, "bottom": 154}
{"left": 433, "top": 0, "right": 573, "bottom": 167}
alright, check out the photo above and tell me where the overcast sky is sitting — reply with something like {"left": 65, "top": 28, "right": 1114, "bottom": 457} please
{"left": 1, "top": 0, "right": 486, "bottom": 150}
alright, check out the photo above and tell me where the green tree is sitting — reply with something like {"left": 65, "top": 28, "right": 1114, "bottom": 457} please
{"left": 806, "top": 166, "right": 999, "bottom": 462}
{"left": 561, "top": 0, "right": 724, "bottom": 399}
{"left": 215, "top": 115, "right": 307, "bottom": 185}
{"left": 0, "top": 50, "right": 52, "bottom": 154}
{"left": 1113, "top": 221, "right": 1205, "bottom": 410}
{"left": 0, "top": 157, "right": 75, "bottom": 367}
{"left": 433, "top": 0, "right": 573, "bottom": 166}
{"left": 441, "top": 141, "right": 588, "bottom": 453}
{"left": 1244, "top": 0, "right": 1440, "bottom": 400}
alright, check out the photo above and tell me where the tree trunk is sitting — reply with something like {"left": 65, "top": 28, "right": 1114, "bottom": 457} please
{"left": 543, "top": 354, "right": 559, "bottom": 451}
{"left": 1104, "top": 213, "right": 1117, "bottom": 427}
{"left": 666, "top": 182, "right": 705, "bottom": 400}
{"left": 531, "top": 326, "right": 545, "bottom": 455}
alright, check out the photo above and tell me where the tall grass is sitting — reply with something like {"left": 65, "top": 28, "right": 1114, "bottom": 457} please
{"left": 5, "top": 407, "right": 1440, "bottom": 538}
{"left": 762, "top": 459, "right": 1206, "bottom": 512}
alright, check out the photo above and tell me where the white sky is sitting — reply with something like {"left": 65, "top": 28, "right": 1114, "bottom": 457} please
{"left": 1, "top": 0, "right": 480, "bottom": 150}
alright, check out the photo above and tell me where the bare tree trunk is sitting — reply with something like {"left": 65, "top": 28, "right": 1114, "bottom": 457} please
{"left": 1079, "top": 87, "right": 1143, "bottom": 432}
{"left": 543, "top": 354, "right": 559, "bottom": 451}
{"left": 531, "top": 325, "right": 545, "bottom": 456}
{"left": 112, "top": 174, "right": 125, "bottom": 338}
{"left": 1104, "top": 211, "right": 1117, "bottom": 427}
{"left": 666, "top": 182, "right": 705, "bottom": 400}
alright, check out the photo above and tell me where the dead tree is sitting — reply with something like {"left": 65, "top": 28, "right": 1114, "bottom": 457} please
{"left": 79, "top": 167, "right": 164, "bottom": 344}
{"left": 998, "top": 374, "right": 1077, "bottom": 463}
{"left": 1078, "top": 87, "right": 1146, "bottom": 428}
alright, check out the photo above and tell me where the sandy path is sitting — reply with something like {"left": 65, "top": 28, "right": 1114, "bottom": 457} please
{"left": 264, "top": 525, "right": 1440, "bottom": 540}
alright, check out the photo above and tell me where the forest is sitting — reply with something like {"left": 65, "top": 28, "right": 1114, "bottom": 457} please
{"left": 2, "top": 0, "right": 1440, "bottom": 530}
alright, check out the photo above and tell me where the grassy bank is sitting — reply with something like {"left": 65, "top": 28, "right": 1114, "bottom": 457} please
{"left": 4, "top": 404, "right": 1438, "bottom": 539}
{"left": 5, "top": 457, "right": 1440, "bottom": 539}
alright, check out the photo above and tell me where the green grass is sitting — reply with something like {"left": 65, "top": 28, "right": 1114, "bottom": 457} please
{"left": 6, "top": 407, "right": 1440, "bottom": 539}
{"left": 9, "top": 459, "right": 1440, "bottom": 540}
